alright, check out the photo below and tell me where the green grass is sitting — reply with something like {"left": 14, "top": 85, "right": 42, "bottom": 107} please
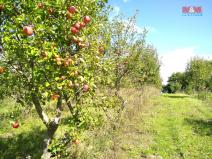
{"left": 0, "top": 91, "right": 211, "bottom": 159}
{"left": 0, "top": 98, "right": 46, "bottom": 159}
{"left": 140, "top": 93, "right": 212, "bottom": 159}
{"left": 82, "top": 92, "right": 212, "bottom": 159}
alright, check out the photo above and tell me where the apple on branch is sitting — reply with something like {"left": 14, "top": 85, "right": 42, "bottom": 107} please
{"left": 83, "top": 84, "right": 89, "bottom": 92}
{"left": 80, "top": 22, "right": 86, "bottom": 28}
{"left": 47, "top": 8, "right": 54, "bottom": 14}
{"left": 74, "top": 22, "right": 81, "bottom": 30}
{"left": 37, "top": 3, "right": 44, "bottom": 9}
{"left": 68, "top": 6, "right": 76, "bottom": 14}
{"left": 51, "top": 94, "right": 60, "bottom": 100}
{"left": 71, "top": 27, "right": 79, "bottom": 34}
{"left": 83, "top": 16, "right": 91, "bottom": 24}
{"left": 23, "top": 26, "right": 33, "bottom": 36}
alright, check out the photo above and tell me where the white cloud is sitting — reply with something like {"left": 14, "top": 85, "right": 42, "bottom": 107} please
{"left": 160, "top": 47, "right": 212, "bottom": 84}
{"left": 123, "top": 0, "right": 130, "bottom": 3}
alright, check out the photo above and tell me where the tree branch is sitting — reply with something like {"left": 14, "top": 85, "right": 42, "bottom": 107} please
{"left": 31, "top": 93, "right": 49, "bottom": 127}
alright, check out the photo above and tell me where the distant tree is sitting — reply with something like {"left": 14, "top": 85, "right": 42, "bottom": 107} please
{"left": 164, "top": 57, "right": 212, "bottom": 94}
{"left": 163, "top": 72, "right": 185, "bottom": 93}
{"left": 185, "top": 57, "right": 211, "bottom": 92}
{"left": 138, "top": 45, "right": 161, "bottom": 88}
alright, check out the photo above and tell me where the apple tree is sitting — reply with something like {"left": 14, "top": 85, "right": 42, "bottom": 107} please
{"left": 100, "top": 14, "right": 147, "bottom": 121}
{"left": 0, "top": 0, "right": 109, "bottom": 158}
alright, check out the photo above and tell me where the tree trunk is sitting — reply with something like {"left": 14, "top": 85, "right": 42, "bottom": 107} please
{"left": 42, "top": 136, "right": 52, "bottom": 159}
{"left": 41, "top": 123, "right": 59, "bottom": 159}
{"left": 31, "top": 93, "right": 62, "bottom": 159}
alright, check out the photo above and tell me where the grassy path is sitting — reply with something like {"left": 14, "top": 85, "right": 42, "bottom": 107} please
{"left": 140, "top": 94, "right": 212, "bottom": 159}
{"left": 0, "top": 93, "right": 211, "bottom": 159}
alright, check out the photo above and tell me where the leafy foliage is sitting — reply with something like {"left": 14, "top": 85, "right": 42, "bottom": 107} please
{"left": 163, "top": 57, "right": 212, "bottom": 94}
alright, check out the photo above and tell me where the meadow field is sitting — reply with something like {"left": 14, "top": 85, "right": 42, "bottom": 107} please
{"left": 0, "top": 89, "right": 211, "bottom": 159}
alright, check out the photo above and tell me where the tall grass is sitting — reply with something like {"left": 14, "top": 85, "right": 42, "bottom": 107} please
{"left": 66, "top": 86, "right": 160, "bottom": 158}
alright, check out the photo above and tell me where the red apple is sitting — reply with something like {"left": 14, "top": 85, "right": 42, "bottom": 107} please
{"left": 83, "top": 16, "right": 91, "bottom": 24}
{"left": 47, "top": 8, "right": 54, "bottom": 14}
{"left": 83, "top": 84, "right": 89, "bottom": 92}
{"left": 80, "top": 22, "right": 86, "bottom": 28}
{"left": 51, "top": 94, "right": 60, "bottom": 100}
{"left": 37, "top": 3, "right": 44, "bottom": 9}
{"left": 74, "top": 22, "right": 81, "bottom": 30}
{"left": 68, "top": 6, "right": 76, "bottom": 14}
{"left": 64, "top": 58, "right": 73, "bottom": 67}
{"left": 12, "top": 122, "right": 19, "bottom": 129}
{"left": 63, "top": 59, "right": 72, "bottom": 67}
{"left": 67, "top": 57, "right": 73, "bottom": 63}
{"left": 71, "top": 27, "right": 78, "bottom": 34}
{"left": 23, "top": 26, "right": 33, "bottom": 36}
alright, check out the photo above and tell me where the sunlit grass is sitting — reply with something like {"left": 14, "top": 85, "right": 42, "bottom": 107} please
{"left": 0, "top": 89, "right": 211, "bottom": 158}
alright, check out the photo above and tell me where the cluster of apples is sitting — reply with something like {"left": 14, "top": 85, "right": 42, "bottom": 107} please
{"left": 21, "top": 3, "right": 91, "bottom": 99}
{"left": 22, "top": 4, "right": 91, "bottom": 38}
{"left": 53, "top": 55, "right": 74, "bottom": 67}
{"left": 67, "top": 6, "right": 91, "bottom": 35}
{"left": 50, "top": 83, "right": 89, "bottom": 101}
{"left": 68, "top": 6, "right": 91, "bottom": 48}
{"left": 67, "top": 80, "right": 89, "bottom": 92}
{"left": 72, "top": 36, "right": 86, "bottom": 48}
{"left": 0, "top": 66, "right": 5, "bottom": 74}
{"left": 67, "top": 80, "right": 89, "bottom": 91}
{"left": 37, "top": 2, "right": 53, "bottom": 14}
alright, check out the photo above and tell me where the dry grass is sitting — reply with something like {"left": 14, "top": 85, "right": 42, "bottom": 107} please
{"left": 67, "top": 86, "right": 160, "bottom": 159}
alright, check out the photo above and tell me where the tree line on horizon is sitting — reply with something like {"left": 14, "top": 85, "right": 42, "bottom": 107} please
{"left": 163, "top": 57, "right": 212, "bottom": 94}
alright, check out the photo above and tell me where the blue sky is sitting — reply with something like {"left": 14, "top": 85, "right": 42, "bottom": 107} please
{"left": 108, "top": 0, "right": 212, "bottom": 83}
